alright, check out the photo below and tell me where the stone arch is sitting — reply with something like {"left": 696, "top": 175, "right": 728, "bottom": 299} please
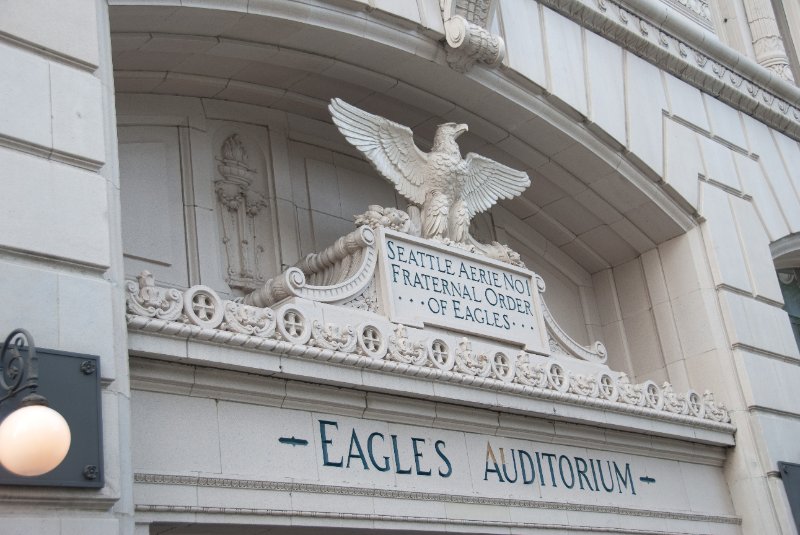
{"left": 110, "top": 2, "right": 696, "bottom": 274}
{"left": 110, "top": 0, "right": 703, "bottom": 372}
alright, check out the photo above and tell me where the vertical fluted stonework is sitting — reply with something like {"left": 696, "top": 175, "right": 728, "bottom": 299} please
{"left": 743, "top": 0, "right": 795, "bottom": 82}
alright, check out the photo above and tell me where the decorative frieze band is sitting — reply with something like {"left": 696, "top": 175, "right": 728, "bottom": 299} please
{"left": 126, "top": 272, "right": 732, "bottom": 429}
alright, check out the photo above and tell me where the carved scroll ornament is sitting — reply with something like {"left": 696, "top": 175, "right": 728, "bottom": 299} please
{"left": 244, "top": 226, "right": 378, "bottom": 308}
{"left": 440, "top": 0, "right": 505, "bottom": 72}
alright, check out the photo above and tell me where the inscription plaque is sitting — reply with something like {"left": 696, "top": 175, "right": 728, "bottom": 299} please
{"left": 377, "top": 229, "right": 547, "bottom": 351}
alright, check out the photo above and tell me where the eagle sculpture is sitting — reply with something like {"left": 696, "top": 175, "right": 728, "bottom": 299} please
{"left": 329, "top": 98, "right": 530, "bottom": 244}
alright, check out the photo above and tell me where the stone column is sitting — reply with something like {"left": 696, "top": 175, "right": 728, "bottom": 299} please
{"left": 743, "top": 0, "right": 795, "bottom": 82}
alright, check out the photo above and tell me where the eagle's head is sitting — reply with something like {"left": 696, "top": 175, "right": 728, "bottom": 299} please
{"left": 432, "top": 122, "right": 468, "bottom": 154}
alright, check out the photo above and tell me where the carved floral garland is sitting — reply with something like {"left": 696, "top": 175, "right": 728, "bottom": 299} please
{"left": 126, "top": 272, "right": 731, "bottom": 427}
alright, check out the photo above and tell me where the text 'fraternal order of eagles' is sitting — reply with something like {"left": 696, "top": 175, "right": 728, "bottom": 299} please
{"left": 382, "top": 234, "right": 538, "bottom": 344}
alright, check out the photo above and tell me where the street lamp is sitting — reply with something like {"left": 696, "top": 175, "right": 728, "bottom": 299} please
{"left": 0, "top": 329, "right": 71, "bottom": 477}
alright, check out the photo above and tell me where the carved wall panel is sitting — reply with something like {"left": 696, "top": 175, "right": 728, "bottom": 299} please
{"left": 119, "top": 125, "right": 190, "bottom": 288}
{"left": 503, "top": 232, "right": 593, "bottom": 347}
{"left": 286, "top": 140, "right": 401, "bottom": 260}
{"left": 213, "top": 132, "right": 274, "bottom": 293}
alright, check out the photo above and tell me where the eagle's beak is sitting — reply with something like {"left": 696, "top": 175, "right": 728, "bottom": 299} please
{"left": 455, "top": 124, "right": 468, "bottom": 138}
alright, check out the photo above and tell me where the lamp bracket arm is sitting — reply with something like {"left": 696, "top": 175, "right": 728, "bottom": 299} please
{"left": 0, "top": 329, "right": 39, "bottom": 400}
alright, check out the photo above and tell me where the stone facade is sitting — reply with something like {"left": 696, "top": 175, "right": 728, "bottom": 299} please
{"left": 1, "top": 0, "right": 800, "bottom": 534}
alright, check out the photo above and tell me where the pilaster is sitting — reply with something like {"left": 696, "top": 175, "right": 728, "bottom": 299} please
{"left": 0, "top": 0, "right": 131, "bottom": 533}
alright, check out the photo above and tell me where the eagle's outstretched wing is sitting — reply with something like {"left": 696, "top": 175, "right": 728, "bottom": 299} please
{"left": 329, "top": 98, "right": 429, "bottom": 205}
{"left": 462, "top": 153, "right": 531, "bottom": 218}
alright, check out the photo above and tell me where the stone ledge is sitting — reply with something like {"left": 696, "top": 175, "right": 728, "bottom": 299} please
{"left": 134, "top": 472, "right": 742, "bottom": 526}
{"left": 127, "top": 318, "right": 736, "bottom": 449}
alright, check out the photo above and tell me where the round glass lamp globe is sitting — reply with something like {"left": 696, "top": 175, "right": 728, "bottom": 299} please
{"left": 0, "top": 404, "right": 71, "bottom": 476}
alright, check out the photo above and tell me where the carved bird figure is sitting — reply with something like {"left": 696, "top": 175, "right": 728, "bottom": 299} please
{"left": 329, "top": 98, "right": 530, "bottom": 244}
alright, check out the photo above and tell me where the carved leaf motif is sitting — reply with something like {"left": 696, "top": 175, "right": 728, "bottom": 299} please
{"left": 387, "top": 324, "right": 427, "bottom": 365}
{"left": 703, "top": 391, "right": 730, "bottom": 423}
{"left": 223, "top": 302, "right": 276, "bottom": 338}
{"left": 514, "top": 354, "right": 547, "bottom": 387}
{"left": 354, "top": 205, "right": 411, "bottom": 233}
{"left": 675, "top": 0, "right": 712, "bottom": 20}
{"left": 342, "top": 281, "right": 379, "bottom": 313}
{"left": 694, "top": 51, "right": 708, "bottom": 67}
{"left": 125, "top": 271, "right": 183, "bottom": 321}
{"left": 454, "top": 338, "right": 491, "bottom": 377}
{"left": 441, "top": 1, "right": 505, "bottom": 72}
{"left": 221, "top": 134, "right": 248, "bottom": 166}
{"left": 126, "top": 276, "right": 734, "bottom": 425}
{"left": 311, "top": 320, "right": 357, "bottom": 352}
{"left": 469, "top": 239, "right": 526, "bottom": 268}
{"left": 568, "top": 373, "right": 598, "bottom": 397}
{"left": 617, "top": 373, "right": 645, "bottom": 406}
{"left": 661, "top": 382, "right": 689, "bottom": 415}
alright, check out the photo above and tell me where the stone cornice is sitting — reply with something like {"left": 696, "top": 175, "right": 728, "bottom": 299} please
{"left": 536, "top": 0, "right": 800, "bottom": 139}
{"left": 125, "top": 274, "right": 734, "bottom": 436}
